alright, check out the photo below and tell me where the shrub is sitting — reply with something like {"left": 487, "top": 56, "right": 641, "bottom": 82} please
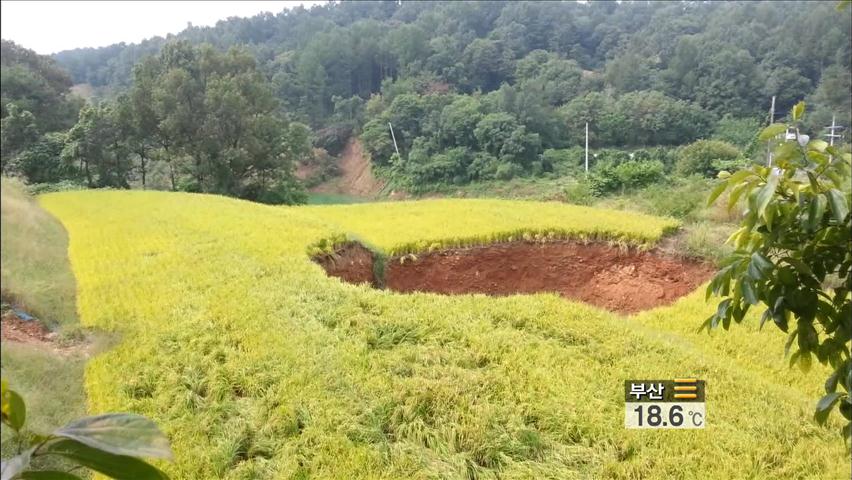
{"left": 589, "top": 159, "right": 665, "bottom": 195}
{"left": 467, "top": 152, "right": 500, "bottom": 180}
{"left": 542, "top": 147, "right": 584, "bottom": 176}
{"left": 255, "top": 179, "right": 308, "bottom": 205}
{"left": 314, "top": 123, "right": 353, "bottom": 156}
{"left": 613, "top": 159, "right": 665, "bottom": 190}
{"left": 587, "top": 163, "right": 620, "bottom": 196}
{"left": 27, "top": 179, "right": 87, "bottom": 195}
{"left": 675, "top": 140, "right": 740, "bottom": 177}
{"left": 18, "top": 133, "right": 75, "bottom": 184}
{"left": 495, "top": 162, "right": 524, "bottom": 180}
{"left": 641, "top": 177, "right": 710, "bottom": 220}
{"left": 712, "top": 116, "right": 761, "bottom": 148}
{"left": 562, "top": 180, "right": 595, "bottom": 205}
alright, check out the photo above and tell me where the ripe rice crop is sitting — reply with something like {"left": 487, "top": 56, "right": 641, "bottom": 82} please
{"left": 302, "top": 198, "right": 679, "bottom": 255}
{"left": 39, "top": 191, "right": 845, "bottom": 479}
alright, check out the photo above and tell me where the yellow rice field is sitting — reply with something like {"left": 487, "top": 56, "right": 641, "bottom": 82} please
{"left": 39, "top": 190, "right": 845, "bottom": 479}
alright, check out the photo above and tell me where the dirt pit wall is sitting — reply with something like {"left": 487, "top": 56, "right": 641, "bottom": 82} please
{"left": 313, "top": 241, "right": 715, "bottom": 314}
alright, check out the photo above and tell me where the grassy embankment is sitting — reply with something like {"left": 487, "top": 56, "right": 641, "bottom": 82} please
{"left": 0, "top": 178, "right": 87, "bottom": 461}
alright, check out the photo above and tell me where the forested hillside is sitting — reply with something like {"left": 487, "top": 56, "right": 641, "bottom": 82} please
{"left": 2, "top": 0, "right": 851, "bottom": 197}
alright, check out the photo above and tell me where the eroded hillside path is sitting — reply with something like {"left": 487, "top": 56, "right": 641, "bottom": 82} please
{"left": 312, "top": 138, "right": 386, "bottom": 196}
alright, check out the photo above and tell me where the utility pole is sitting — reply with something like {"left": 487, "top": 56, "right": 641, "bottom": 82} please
{"left": 584, "top": 122, "right": 589, "bottom": 174}
{"left": 824, "top": 115, "right": 843, "bottom": 147}
{"left": 388, "top": 122, "right": 400, "bottom": 156}
{"left": 824, "top": 115, "right": 845, "bottom": 162}
{"left": 769, "top": 95, "right": 776, "bottom": 124}
{"left": 767, "top": 96, "right": 776, "bottom": 166}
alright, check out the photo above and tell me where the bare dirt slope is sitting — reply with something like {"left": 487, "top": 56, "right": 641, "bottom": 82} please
{"left": 384, "top": 242, "right": 714, "bottom": 314}
{"left": 312, "top": 138, "right": 386, "bottom": 196}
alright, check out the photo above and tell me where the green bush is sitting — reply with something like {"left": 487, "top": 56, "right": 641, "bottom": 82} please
{"left": 255, "top": 179, "right": 308, "bottom": 205}
{"left": 613, "top": 159, "right": 665, "bottom": 190}
{"left": 314, "top": 123, "right": 353, "bottom": 156}
{"left": 542, "top": 147, "right": 584, "bottom": 175}
{"left": 712, "top": 116, "right": 761, "bottom": 148}
{"left": 562, "top": 180, "right": 595, "bottom": 205}
{"left": 675, "top": 140, "right": 740, "bottom": 177}
{"left": 27, "top": 179, "right": 88, "bottom": 195}
{"left": 641, "top": 177, "right": 710, "bottom": 220}
{"left": 18, "top": 133, "right": 76, "bottom": 184}
{"left": 495, "top": 162, "right": 524, "bottom": 180}
{"left": 589, "top": 159, "right": 665, "bottom": 195}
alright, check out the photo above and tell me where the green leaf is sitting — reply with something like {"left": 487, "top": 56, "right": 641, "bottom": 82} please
{"left": 727, "top": 180, "right": 751, "bottom": 210}
{"left": 54, "top": 413, "right": 173, "bottom": 460}
{"left": 808, "top": 139, "right": 828, "bottom": 152}
{"left": 759, "top": 308, "right": 772, "bottom": 330}
{"left": 728, "top": 169, "right": 756, "bottom": 184}
{"left": 1, "top": 449, "right": 33, "bottom": 480}
{"left": 765, "top": 203, "right": 776, "bottom": 230}
{"left": 747, "top": 252, "right": 774, "bottom": 280}
{"left": 741, "top": 280, "right": 759, "bottom": 305}
{"left": 806, "top": 194, "right": 827, "bottom": 231}
{"left": 781, "top": 257, "right": 815, "bottom": 279}
{"left": 756, "top": 169, "right": 780, "bottom": 220}
{"left": 791, "top": 101, "right": 805, "bottom": 121}
{"left": 806, "top": 150, "right": 828, "bottom": 166}
{"left": 46, "top": 439, "right": 169, "bottom": 480}
{"left": 758, "top": 123, "right": 787, "bottom": 141}
{"left": 814, "top": 392, "right": 843, "bottom": 425}
{"left": 1, "top": 389, "right": 26, "bottom": 431}
{"left": 784, "top": 331, "right": 799, "bottom": 357}
{"left": 0, "top": 379, "right": 7, "bottom": 417}
{"left": 19, "top": 472, "right": 84, "bottom": 480}
{"left": 706, "top": 180, "right": 728, "bottom": 207}
{"left": 826, "top": 189, "right": 849, "bottom": 223}
{"left": 806, "top": 172, "right": 821, "bottom": 192}
{"left": 798, "top": 350, "right": 812, "bottom": 372}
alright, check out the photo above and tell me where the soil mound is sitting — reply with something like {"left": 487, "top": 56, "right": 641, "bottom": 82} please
{"left": 313, "top": 242, "right": 376, "bottom": 286}
{"left": 315, "top": 241, "right": 715, "bottom": 314}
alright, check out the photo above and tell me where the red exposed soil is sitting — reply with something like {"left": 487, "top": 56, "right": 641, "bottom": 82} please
{"left": 311, "top": 138, "right": 386, "bottom": 197}
{"left": 1, "top": 311, "right": 54, "bottom": 344}
{"left": 317, "top": 241, "right": 715, "bottom": 314}
{"left": 1, "top": 309, "right": 91, "bottom": 356}
{"left": 313, "top": 242, "right": 376, "bottom": 286}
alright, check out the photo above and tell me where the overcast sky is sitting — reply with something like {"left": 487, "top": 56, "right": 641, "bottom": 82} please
{"left": 1, "top": 1, "right": 326, "bottom": 55}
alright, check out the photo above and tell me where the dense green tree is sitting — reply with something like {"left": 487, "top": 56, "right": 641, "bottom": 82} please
{"left": 17, "top": 132, "right": 70, "bottom": 184}
{"left": 439, "top": 95, "right": 483, "bottom": 149}
{"left": 62, "top": 103, "right": 131, "bottom": 188}
{"left": 0, "top": 105, "right": 39, "bottom": 171}
{"left": 474, "top": 112, "right": 540, "bottom": 167}
{"left": 514, "top": 50, "right": 583, "bottom": 106}
{"left": 805, "top": 65, "right": 852, "bottom": 134}
{"left": 1, "top": 40, "right": 82, "bottom": 134}
{"left": 462, "top": 38, "right": 513, "bottom": 92}
{"left": 605, "top": 51, "right": 654, "bottom": 94}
